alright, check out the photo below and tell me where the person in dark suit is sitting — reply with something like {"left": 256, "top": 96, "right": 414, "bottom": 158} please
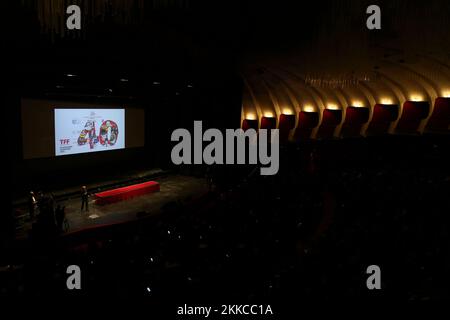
{"left": 81, "top": 186, "right": 89, "bottom": 212}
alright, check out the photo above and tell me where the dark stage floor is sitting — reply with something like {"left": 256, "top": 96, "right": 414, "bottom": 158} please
{"left": 14, "top": 174, "right": 209, "bottom": 239}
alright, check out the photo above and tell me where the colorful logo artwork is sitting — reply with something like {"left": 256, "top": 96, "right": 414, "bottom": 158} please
{"left": 55, "top": 109, "right": 125, "bottom": 156}
{"left": 77, "top": 120, "right": 119, "bottom": 149}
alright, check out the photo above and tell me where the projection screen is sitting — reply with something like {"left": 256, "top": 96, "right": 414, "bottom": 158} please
{"left": 21, "top": 99, "right": 145, "bottom": 159}
{"left": 54, "top": 109, "right": 125, "bottom": 156}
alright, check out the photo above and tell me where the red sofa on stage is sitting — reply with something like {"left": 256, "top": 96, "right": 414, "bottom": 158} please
{"left": 94, "top": 181, "right": 160, "bottom": 205}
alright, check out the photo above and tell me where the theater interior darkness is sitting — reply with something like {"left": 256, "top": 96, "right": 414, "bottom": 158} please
{"left": 2, "top": 0, "right": 450, "bottom": 307}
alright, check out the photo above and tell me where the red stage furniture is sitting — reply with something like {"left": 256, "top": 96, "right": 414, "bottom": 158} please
{"left": 95, "top": 181, "right": 160, "bottom": 205}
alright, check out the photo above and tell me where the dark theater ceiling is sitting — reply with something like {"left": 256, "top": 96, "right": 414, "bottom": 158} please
{"left": 9, "top": 1, "right": 450, "bottom": 136}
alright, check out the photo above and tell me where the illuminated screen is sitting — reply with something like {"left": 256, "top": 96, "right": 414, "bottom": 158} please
{"left": 54, "top": 109, "right": 125, "bottom": 156}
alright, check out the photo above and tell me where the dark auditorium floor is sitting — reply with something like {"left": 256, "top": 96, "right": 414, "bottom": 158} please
{"left": 15, "top": 175, "right": 209, "bottom": 239}
{"left": 3, "top": 136, "right": 450, "bottom": 301}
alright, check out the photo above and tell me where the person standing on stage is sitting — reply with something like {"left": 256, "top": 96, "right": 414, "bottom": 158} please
{"left": 81, "top": 186, "right": 89, "bottom": 212}
{"left": 28, "top": 191, "right": 38, "bottom": 220}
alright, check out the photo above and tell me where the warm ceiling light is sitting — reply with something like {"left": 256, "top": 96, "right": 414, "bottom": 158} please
{"left": 246, "top": 113, "right": 256, "bottom": 120}
{"left": 352, "top": 101, "right": 364, "bottom": 108}
{"left": 264, "top": 112, "right": 274, "bottom": 118}
{"left": 410, "top": 94, "right": 423, "bottom": 102}
{"left": 381, "top": 98, "right": 393, "bottom": 105}
{"left": 327, "top": 104, "right": 339, "bottom": 110}
{"left": 442, "top": 90, "right": 450, "bottom": 98}
{"left": 282, "top": 108, "right": 293, "bottom": 115}
{"left": 303, "top": 105, "right": 315, "bottom": 112}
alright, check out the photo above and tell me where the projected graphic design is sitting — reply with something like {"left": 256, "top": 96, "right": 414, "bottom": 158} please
{"left": 55, "top": 109, "right": 125, "bottom": 156}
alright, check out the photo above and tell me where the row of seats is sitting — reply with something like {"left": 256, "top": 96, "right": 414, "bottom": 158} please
{"left": 242, "top": 98, "right": 450, "bottom": 141}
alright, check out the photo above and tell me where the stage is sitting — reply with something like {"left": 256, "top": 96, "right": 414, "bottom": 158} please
{"left": 14, "top": 174, "right": 209, "bottom": 239}
{"left": 94, "top": 180, "right": 161, "bottom": 205}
